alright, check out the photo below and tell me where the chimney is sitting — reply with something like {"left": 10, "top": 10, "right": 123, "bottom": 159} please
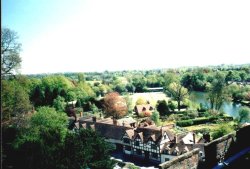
{"left": 193, "top": 133, "right": 196, "bottom": 144}
{"left": 203, "top": 133, "right": 211, "bottom": 143}
{"left": 92, "top": 116, "right": 96, "bottom": 122}
{"left": 175, "top": 135, "right": 178, "bottom": 143}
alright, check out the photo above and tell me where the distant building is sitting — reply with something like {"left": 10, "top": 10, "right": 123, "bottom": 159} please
{"left": 147, "top": 87, "right": 164, "bottom": 92}
{"left": 134, "top": 104, "right": 154, "bottom": 117}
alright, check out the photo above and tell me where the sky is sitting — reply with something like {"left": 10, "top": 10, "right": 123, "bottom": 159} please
{"left": 2, "top": 0, "right": 250, "bottom": 74}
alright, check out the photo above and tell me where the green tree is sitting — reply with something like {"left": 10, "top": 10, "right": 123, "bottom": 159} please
{"left": 14, "top": 107, "right": 68, "bottom": 169}
{"left": 1, "top": 79, "right": 32, "bottom": 123}
{"left": 151, "top": 111, "right": 160, "bottom": 126}
{"left": 166, "top": 82, "right": 189, "bottom": 111}
{"left": 238, "top": 107, "right": 250, "bottom": 123}
{"left": 162, "top": 72, "right": 179, "bottom": 87}
{"left": 1, "top": 28, "right": 22, "bottom": 77}
{"left": 61, "top": 129, "right": 115, "bottom": 169}
{"left": 53, "top": 96, "right": 66, "bottom": 112}
{"left": 212, "top": 124, "right": 234, "bottom": 140}
{"left": 207, "top": 73, "right": 228, "bottom": 110}
{"left": 156, "top": 100, "right": 170, "bottom": 116}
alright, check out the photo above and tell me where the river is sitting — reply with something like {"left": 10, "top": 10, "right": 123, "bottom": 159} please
{"left": 190, "top": 92, "right": 242, "bottom": 118}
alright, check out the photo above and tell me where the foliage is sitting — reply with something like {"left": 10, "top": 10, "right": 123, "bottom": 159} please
{"left": 176, "top": 119, "right": 194, "bottom": 127}
{"left": 60, "top": 129, "right": 115, "bottom": 169}
{"left": 176, "top": 116, "right": 218, "bottom": 127}
{"left": 181, "top": 71, "right": 207, "bottom": 91}
{"left": 135, "top": 97, "right": 147, "bottom": 105}
{"left": 238, "top": 106, "right": 250, "bottom": 123}
{"left": 1, "top": 79, "right": 32, "bottom": 123}
{"left": 156, "top": 100, "right": 170, "bottom": 116}
{"left": 13, "top": 107, "right": 68, "bottom": 169}
{"left": 212, "top": 124, "right": 234, "bottom": 140}
{"left": 207, "top": 73, "right": 228, "bottom": 110}
{"left": 53, "top": 96, "right": 66, "bottom": 112}
{"left": 127, "top": 164, "right": 140, "bottom": 169}
{"left": 151, "top": 111, "right": 160, "bottom": 125}
{"left": 103, "top": 92, "right": 128, "bottom": 119}
{"left": 124, "top": 95, "right": 133, "bottom": 113}
{"left": 1, "top": 28, "right": 22, "bottom": 77}
{"left": 10, "top": 107, "right": 114, "bottom": 169}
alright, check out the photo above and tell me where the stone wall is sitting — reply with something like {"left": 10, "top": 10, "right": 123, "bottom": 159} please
{"left": 203, "top": 132, "right": 236, "bottom": 168}
{"left": 159, "top": 148, "right": 200, "bottom": 169}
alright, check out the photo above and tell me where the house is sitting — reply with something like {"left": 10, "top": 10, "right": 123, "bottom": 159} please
{"left": 134, "top": 104, "right": 154, "bottom": 117}
{"left": 77, "top": 116, "right": 209, "bottom": 164}
{"left": 121, "top": 125, "right": 176, "bottom": 163}
{"left": 160, "top": 132, "right": 210, "bottom": 162}
{"left": 78, "top": 116, "right": 134, "bottom": 149}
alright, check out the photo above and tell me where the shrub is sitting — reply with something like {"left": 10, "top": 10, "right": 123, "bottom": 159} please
{"left": 176, "top": 116, "right": 218, "bottom": 127}
{"left": 176, "top": 119, "right": 194, "bottom": 127}
{"left": 212, "top": 124, "right": 234, "bottom": 140}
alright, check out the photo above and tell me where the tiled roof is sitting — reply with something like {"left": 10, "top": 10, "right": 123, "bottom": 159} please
{"left": 125, "top": 129, "right": 135, "bottom": 139}
{"left": 135, "top": 126, "right": 174, "bottom": 144}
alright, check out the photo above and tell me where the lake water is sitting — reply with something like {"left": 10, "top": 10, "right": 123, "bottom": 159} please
{"left": 190, "top": 92, "right": 242, "bottom": 118}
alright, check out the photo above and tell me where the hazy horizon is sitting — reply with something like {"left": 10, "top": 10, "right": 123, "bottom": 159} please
{"left": 3, "top": 0, "right": 250, "bottom": 74}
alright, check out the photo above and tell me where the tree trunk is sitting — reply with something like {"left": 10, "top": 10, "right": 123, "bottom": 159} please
{"left": 178, "top": 100, "right": 181, "bottom": 112}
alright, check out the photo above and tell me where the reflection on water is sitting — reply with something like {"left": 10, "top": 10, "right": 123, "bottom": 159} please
{"left": 190, "top": 92, "right": 241, "bottom": 118}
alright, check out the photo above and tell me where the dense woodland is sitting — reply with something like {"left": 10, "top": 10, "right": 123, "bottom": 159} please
{"left": 2, "top": 28, "right": 250, "bottom": 169}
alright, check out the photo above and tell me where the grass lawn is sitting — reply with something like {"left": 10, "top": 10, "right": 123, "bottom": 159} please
{"left": 184, "top": 124, "right": 218, "bottom": 132}
{"left": 129, "top": 92, "right": 170, "bottom": 107}
{"left": 184, "top": 121, "right": 237, "bottom": 132}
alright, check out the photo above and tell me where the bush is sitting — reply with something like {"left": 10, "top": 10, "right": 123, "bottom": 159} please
{"left": 212, "top": 124, "right": 234, "bottom": 140}
{"left": 176, "top": 119, "right": 194, "bottom": 127}
{"left": 176, "top": 116, "right": 218, "bottom": 127}
{"left": 186, "top": 110, "right": 199, "bottom": 118}
{"left": 167, "top": 114, "right": 181, "bottom": 121}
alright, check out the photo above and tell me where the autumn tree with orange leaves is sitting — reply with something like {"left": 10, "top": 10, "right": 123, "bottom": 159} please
{"left": 103, "top": 92, "right": 128, "bottom": 119}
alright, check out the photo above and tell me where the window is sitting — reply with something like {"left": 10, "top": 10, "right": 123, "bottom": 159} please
{"left": 165, "top": 158, "right": 170, "bottom": 162}
{"left": 136, "top": 149, "right": 142, "bottom": 155}
{"left": 152, "top": 152, "right": 158, "bottom": 159}
{"left": 151, "top": 144, "right": 157, "bottom": 149}
{"left": 125, "top": 146, "right": 131, "bottom": 151}
{"left": 135, "top": 141, "right": 140, "bottom": 146}
{"left": 123, "top": 138, "right": 130, "bottom": 144}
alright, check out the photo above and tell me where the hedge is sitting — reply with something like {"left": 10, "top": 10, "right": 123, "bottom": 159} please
{"left": 176, "top": 116, "right": 218, "bottom": 127}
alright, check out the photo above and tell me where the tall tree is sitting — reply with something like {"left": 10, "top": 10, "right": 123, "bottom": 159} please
{"left": 1, "top": 28, "right": 22, "bottom": 77}
{"left": 103, "top": 92, "right": 128, "bottom": 119}
{"left": 207, "top": 73, "right": 228, "bottom": 110}
{"left": 2, "top": 79, "right": 32, "bottom": 124}
{"left": 166, "top": 82, "right": 189, "bottom": 111}
{"left": 61, "top": 129, "right": 115, "bottom": 169}
{"left": 13, "top": 107, "right": 68, "bottom": 169}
